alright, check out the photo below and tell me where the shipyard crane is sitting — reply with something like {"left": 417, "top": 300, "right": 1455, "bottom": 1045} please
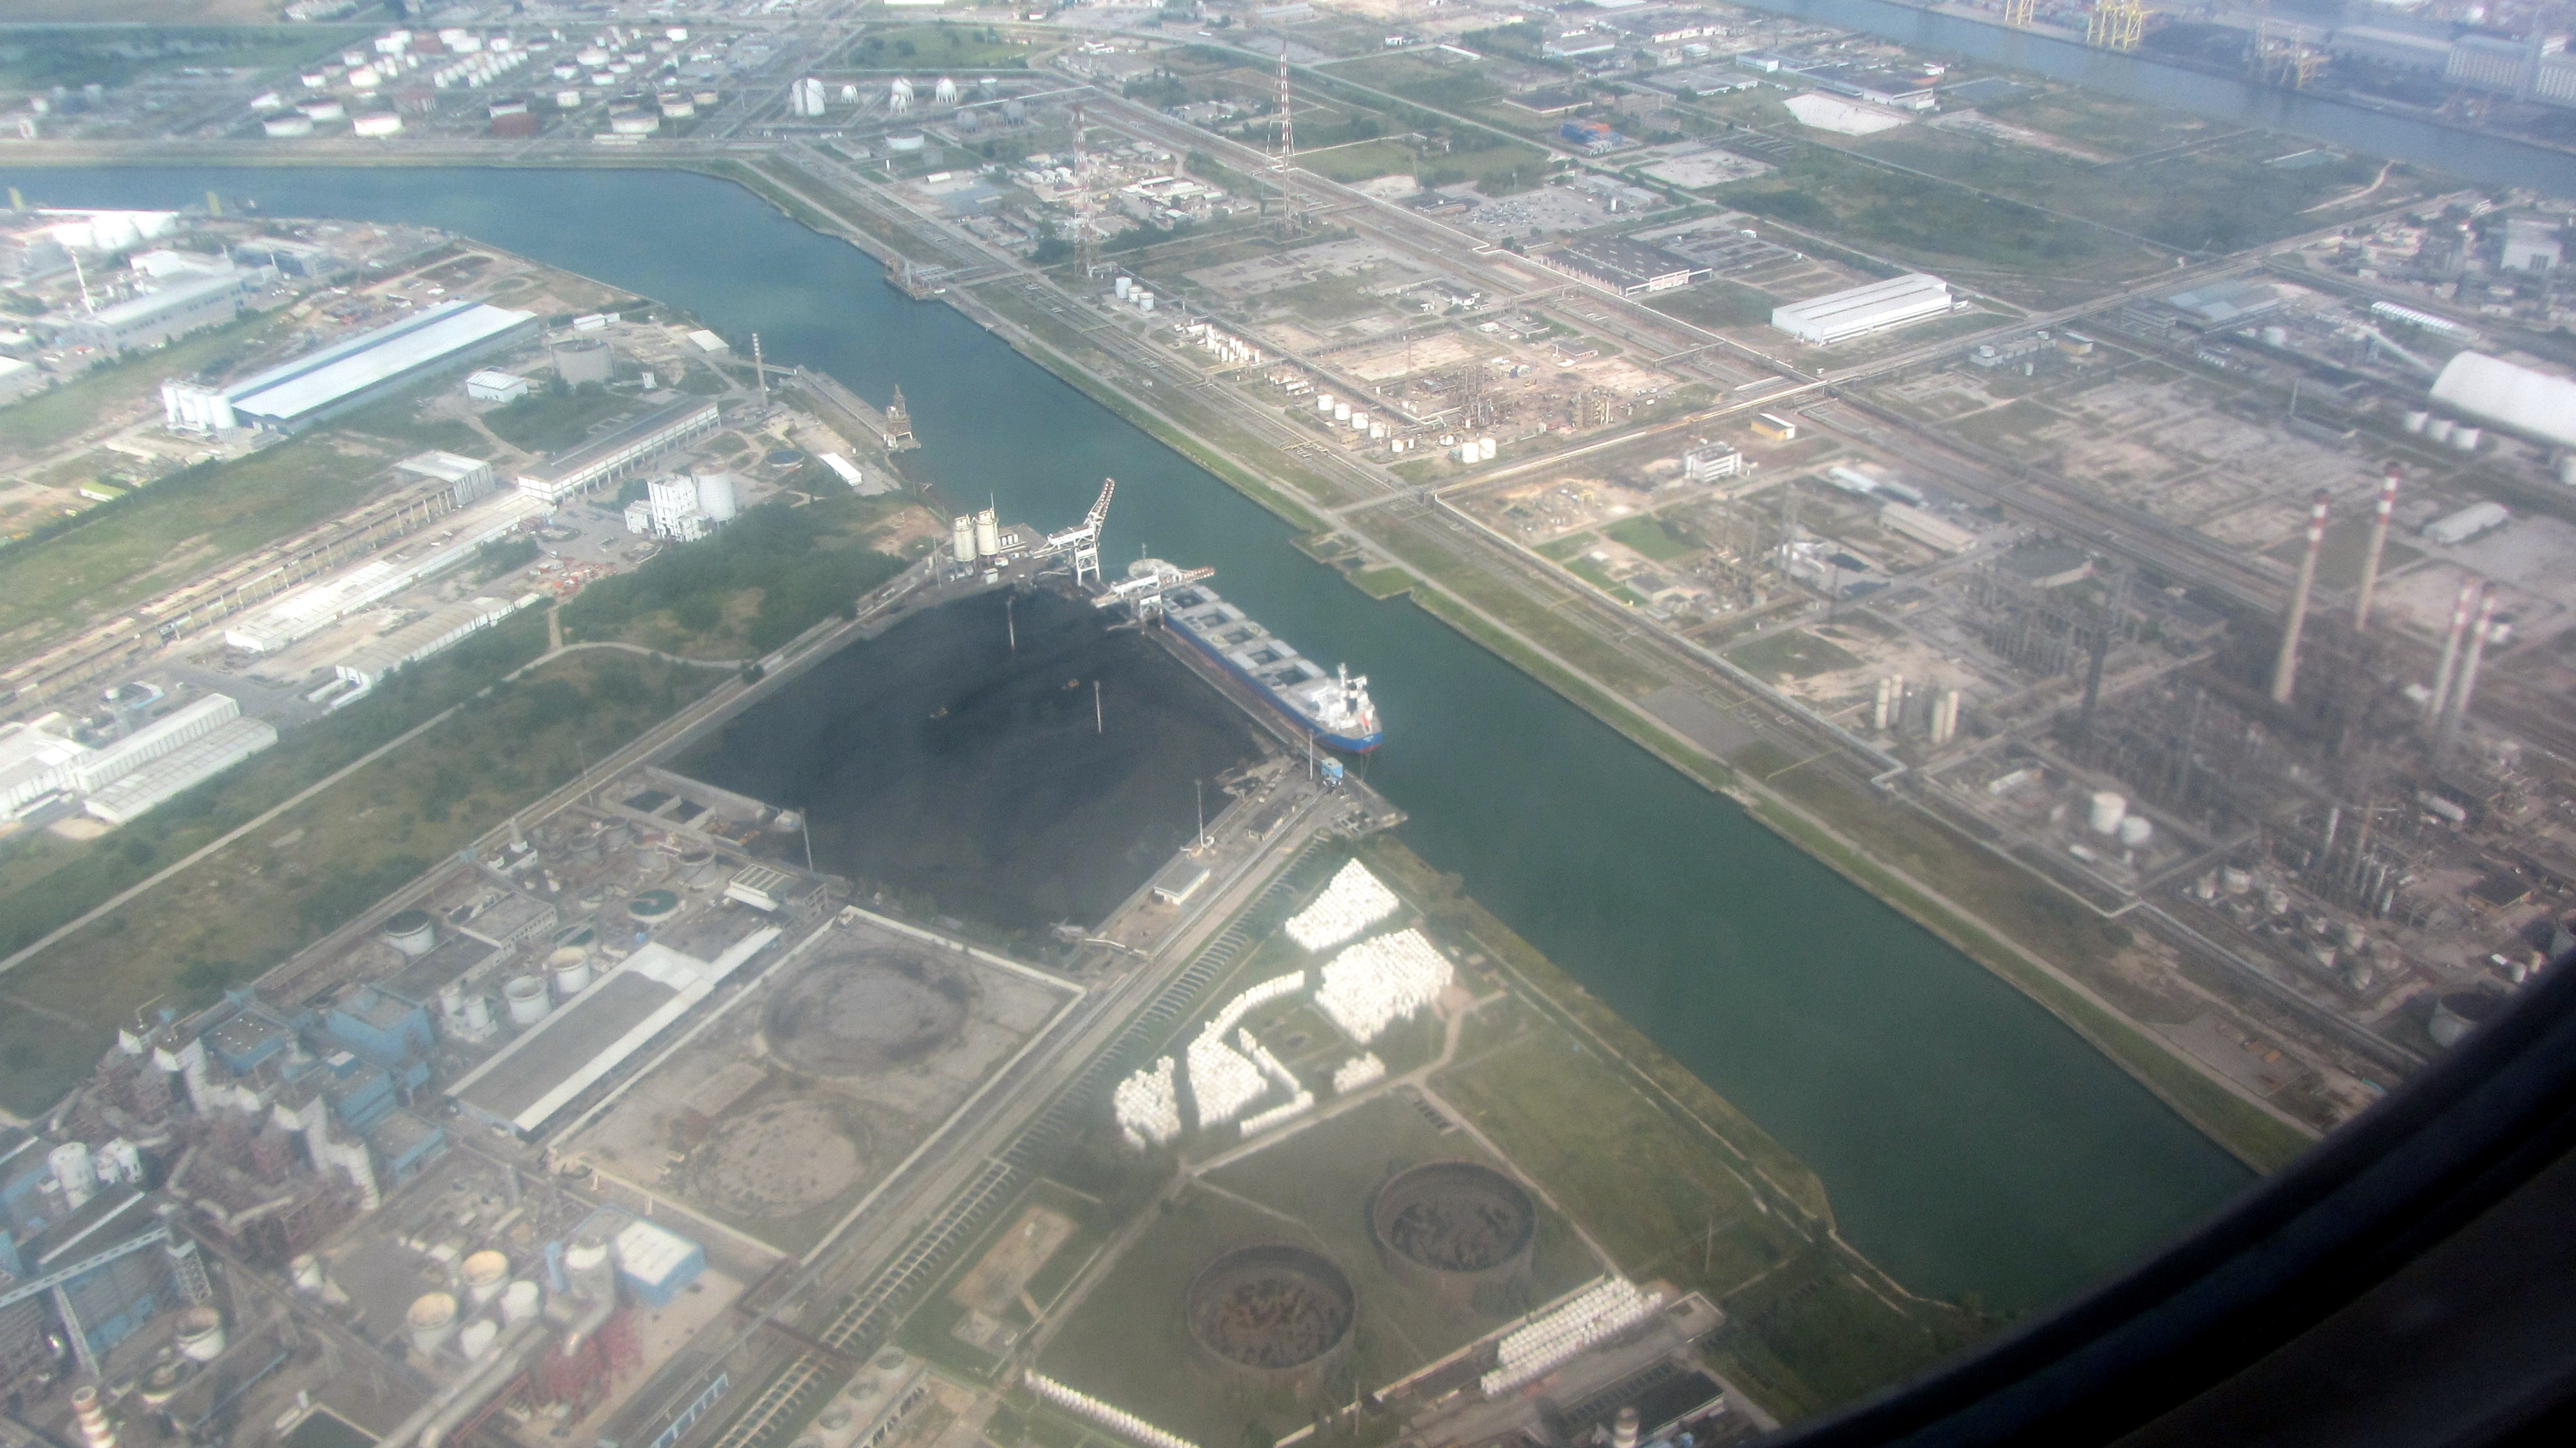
{"left": 1092, "top": 558, "right": 1213, "bottom": 616}
{"left": 1032, "top": 477, "right": 1116, "bottom": 586}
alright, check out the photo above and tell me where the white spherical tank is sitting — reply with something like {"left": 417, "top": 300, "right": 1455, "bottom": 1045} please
{"left": 694, "top": 470, "right": 738, "bottom": 522}
{"left": 2116, "top": 815, "right": 2153, "bottom": 848}
{"left": 2087, "top": 791, "right": 2128, "bottom": 835}
{"left": 504, "top": 975, "right": 551, "bottom": 1027}
{"left": 175, "top": 1306, "right": 225, "bottom": 1362}
{"left": 408, "top": 1292, "right": 459, "bottom": 1357}
{"left": 549, "top": 948, "right": 593, "bottom": 1000}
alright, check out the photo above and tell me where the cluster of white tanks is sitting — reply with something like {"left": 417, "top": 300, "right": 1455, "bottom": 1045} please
{"left": 1451, "top": 435, "right": 1497, "bottom": 463}
{"left": 392, "top": 910, "right": 599, "bottom": 1041}
{"left": 1314, "top": 928, "right": 1454, "bottom": 1045}
{"left": 403, "top": 1247, "right": 551, "bottom": 1360}
{"left": 2087, "top": 790, "right": 2155, "bottom": 848}
{"left": 1110, "top": 274, "right": 1157, "bottom": 312}
{"left": 1181, "top": 321, "right": 1262, "bottom": 368}
{"left": 2400, "top": 411, "right": 2487, "bottom": 452}
{"left": 949, "top": 506, "right": 1006, "bottom": 564}
{"left": 1481, "top": 1277, "right": 1657, "bottom": 1396}
{"left": 1311, "top": 392, "right": 1396, "bottom": 443}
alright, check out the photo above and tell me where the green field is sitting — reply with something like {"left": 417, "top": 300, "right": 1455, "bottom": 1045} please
{"left": 562, "top": 488, "right": 918, "bottom": 659}
{"left": 1605, "top": 513, "right": 1700, "bottom": 562}
{"left": 0, "top": 430, "right": 402, "bottom": 653}
{"left": 849, "top": 23, "right": 1034, "bottom": 70}
{"left": 1727, "top": 629, "right": 1864, "bottom": 683}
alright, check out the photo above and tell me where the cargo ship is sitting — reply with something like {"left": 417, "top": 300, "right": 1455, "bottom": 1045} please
{"left": 1161, "top": 580, "right": 1381, "bottom": 752}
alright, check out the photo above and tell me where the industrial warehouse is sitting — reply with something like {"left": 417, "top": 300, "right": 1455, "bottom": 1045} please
{"left": 162, "top": 298, "right": 541, "bottom": 434}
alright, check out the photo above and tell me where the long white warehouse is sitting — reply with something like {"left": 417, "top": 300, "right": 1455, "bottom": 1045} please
{"left": 84, "top": 718, "right": 278, "bottom": 825}
{"left": 222, "top": 492, "right": 544, "bottom": 653}
{"left": 166, "top": 298, "right": 540, "bottom": 434}
{"left": 70, "top": 694, "right": 242, "bottom": 793}
{"left": 1772, "top": 273, "right": 1953, "bottom": 346}
{"left": 2429, "top": 351, "right": 2576, "bottom": 451}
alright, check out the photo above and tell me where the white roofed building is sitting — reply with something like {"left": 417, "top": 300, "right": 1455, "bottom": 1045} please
{"left": 1771, "top": 274, "right": 1952, "bottom": 346}
{"left": 2430, "top": 352, "right": 2576, "bottom": 451}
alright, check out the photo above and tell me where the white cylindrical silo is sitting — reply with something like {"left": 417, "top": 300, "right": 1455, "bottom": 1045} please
{"left": 973, "top": 508, "right": 1001, "bottom": 557}
{"left": 694, "top": 471, "right": 738, "bottom": 522}
{"left": 1137, "top": 293, "right": 1155, "bottom": 312}
{"left": 549, "top": 947, "right": 592, "bottom": 1000}
{"left": 501, "top": 1280, "right": 543, "bottom": 1324}
{"left": 2117, "top": 815, "right": 2154, "bottom": 848}
{"left": 464, "top": 1250, "right": 510, "bottom": 1306}
{"left": 1333, "top": 402, "right": 1351, "bottom": 423}
{"left": 463, "top": 993, "right": 495, "bottom": 1036}
{"left": 2087, "top": 791, "right": 2128, "bottom": 835}
{"left": 951, "top": 515, "right": 976, "bottom": 562}
{"left": 175, "top": 1306, "right": 225, "bottom": 1363}
{"left": 1316, "top": 394, "right": 1334, "bottom": 414}
{"left": 408, "top": 1292, "right": 459, "bottom": 1357}
{"left": 504, "top": 975, "right": 550, "bottom": 1027}
{"left": 1113, "top": 274, "right": 1132, "bottom": 299}
{"left": 458, "top": 1319, "right": 500, "bottom": 1360}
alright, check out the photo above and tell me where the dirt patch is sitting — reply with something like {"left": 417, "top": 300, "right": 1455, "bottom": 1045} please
{"left": 690, "top": 1096, "right": 867, "bottom": 1218}
{"left": 765, "top": 948, "right": 976, "bottom": 1076}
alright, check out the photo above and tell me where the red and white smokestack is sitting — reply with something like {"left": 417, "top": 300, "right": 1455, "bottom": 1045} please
{"left": 71, "top": 1386, "right": 116, "bottom": 1448}
{"left": 2425, "top": 576, "right": 2481, "bottom": 727}
{"left": 2270, "top": 488, "right": 2332, "bottom": 705}
{"left": 2436, "top": 584, "right": 2498, "bottom": 759}
{"left": 2354, "top": 464, "right": 2399, "bottom": 630}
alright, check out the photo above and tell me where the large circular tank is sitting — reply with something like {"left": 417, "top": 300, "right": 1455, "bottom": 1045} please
{"left": 551, "top": 336, "right": 614, "bottom": 386}
{"left": 1184, "top": 1245, "right": 1354, "bottom": 1391}
{"left": 462, "top": 1250, "right": 510, "bottom": 1304}
{"left": 1368, "top": 1161, "right": 1537, "bottom": 1312}
{"left": 504, "top": 975, "right": 551, "bottom": 1027}
{"left": 501, "top": 1280, "right": 543, "bottom": 1324}
{"left": 629, "top": 888, "right": 681, "bottom": 921}
{"left": 384, "top": 909, "right": 438, "bottom": 957}
{"left": 2087, "top": 791, "right": 2128, "bottom": 835}
{"left": 459, "top": 1319, "right": 500, "bottom": 1360}
{"left": 2430, "top": 989, "right": 2508, "bottom": 1049}
{"left": 549, "top": 947, "right": 593, "bottom": 1000}
{"left": 887, "top": 130, "right": 926, "bottom": 152}
{"left": 408, "top": 1292, "right": 459, "bottom": 1356}
{"left": 694, "top": 470, "right": 739, "bottom": 522}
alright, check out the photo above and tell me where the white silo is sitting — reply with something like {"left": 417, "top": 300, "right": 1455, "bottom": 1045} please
{"left": 463, "top": 1250, "right": 511, "bottom": 1306}
{"left": 2117, "top": 815, "right": 2154, "bottom": 848}
{"left": 1114, "top": 274, "right": 1132, "bottom": 299}
{"left": 974, "top": 508, "right": 1001, "bottom": 557}
{"left": 1333, "top": 401, "right": 1351, "bottom": 423}
{"left": 504, "top": 975, "right": 551, "bottom": 1027}
{"left": 951, "top": 515, "right": 976, "bottom": 562}
{"left": 2087, "top": 791, "right": 2128, "bottom": 835}
{"left": 500, "top": 1281, "right": 543, "bottom": 1324}
{"left": 550, "top": 947, "right": 593, "bottom": 1000}
{"left": 458, "top": 1320, "right": 500, "bottom": 1360}
{"left": 408, "top": 1292, "right": 459, "bottom": 1357}
{"left": 934, "top": 76, "right": 959, "bottom": 105}
{"left": 693, "top": 470, "right": 738, "bottom": 522}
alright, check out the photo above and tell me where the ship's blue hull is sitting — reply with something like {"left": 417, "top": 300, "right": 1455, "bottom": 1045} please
{"left": 1170, "top": 618, "right": 1381, "bottom": 753}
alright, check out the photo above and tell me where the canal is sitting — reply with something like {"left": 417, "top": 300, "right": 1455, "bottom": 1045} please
{"left": 0, "top": 162, "right": 2253, "bottom": 1314}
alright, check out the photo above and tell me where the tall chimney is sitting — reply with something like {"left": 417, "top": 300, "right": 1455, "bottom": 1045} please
{"left": 2270, "top": 488, "right": 2331, "bottom": 705}
{"left": 2425, "top": 576, "right": 2481, "bottom": 727}
{"left": 71, "top": 1386, "right": 115, "bottom": 1448}
{"left": 2435, "top": 584, "right": 2497, "bottom": 760}
{"left": 2354, "top": 465, "right": 2399, "bottom": 629}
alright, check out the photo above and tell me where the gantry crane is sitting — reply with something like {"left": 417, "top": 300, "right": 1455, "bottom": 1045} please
{"left": 2087, "top": 0, "right": 2145, "bottom": 50}
{"left": 1032, "top": 477, "right": 1115, "bottom": 586}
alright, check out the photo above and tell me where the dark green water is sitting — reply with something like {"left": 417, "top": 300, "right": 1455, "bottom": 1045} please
{"left": 0, "top": 165, "right": 2253, "bottom": 1311}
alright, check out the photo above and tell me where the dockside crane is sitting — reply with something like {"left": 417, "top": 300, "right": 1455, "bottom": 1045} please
{"left": 1092, "top": 558, "right": 1215, "bottom": 617}
{"left": 1033, "top": 477, "right": 1116, "bottom": 586}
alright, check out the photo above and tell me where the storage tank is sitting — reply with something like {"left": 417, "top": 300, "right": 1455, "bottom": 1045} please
{"left": 174, "top": 1306, "right": 225, "bottom": 1362}
{"left": 2401, "top": 410, "right": 2430, "bottom": 433}
{"left": 973, "top": 508, "right": 1001, "bottom": 558}
{"left": 694, "top": 471, "right": 738, "bottom": 522}
{"left": 458, "top": 1319, "right": 500, "bottom": 1360}
{"left": 463, "top": 1250, "right": 510, "bottom": 1305}
{"left": 1114, "top": 275, "right": 1132, "bottom": 299}
{"left": 50, "top": 1142, "right": 95, "bottom": 1211}
{"left": 2087, "top": 791, "right": 2128, "bottom": 835}
{"left": 2452, "top": 426, "right": 2482, "bottom": 451}
{"left": 554, "top": 88, "right": 583, "bottom": 109}
{"left": 1478, "top": 437, "right": 1497, "bottom": 461}
{"left": 565, "top": 1241, "right": 614, "bottom": 1300}
{"left": 2425, "top": 417, "right": 2456, "bottom": 444}
{"left": 407, "top": 1292, "right": 459, "bottom": 1356}
{"left": 500, "top": 1280, "right": 543, "bottom": 1324}
{"left": 1317, "top": 394, "right": 1334, "bottom": 414}
{"left": 1137, "top": 292, "right": 1155, "bottom": 312}
{"left": 951, "top": 515, "right": 976, "bottom": 562}
{"left": 2116, "top": 815, "right": 2154, "bottom": 848}
{"left": 549, "top": 948, "right": 592, "bottom": 1000}
{"left": 887, "top": 131, "right": 926, "bottom": 152}
{"left": 504, "top": 975, "right": 551, "bottom": 1027}
{"left": 462, "top": 992, "right": 495, "bottom": 1036}
{"left": 1333, "top": 402, "right": 1351, "bottom": 423}
{"left": 551, "top": 336, "right": 614, "bottom": 386}
{"left": 383, "top": 908, "right": 438, "bottom": 957}
{"left": 2429, "top": 989, "right": 2506, "bottom": 1049}
{"left": 2558, "top": 454, "right": 2576, "bottom": 486}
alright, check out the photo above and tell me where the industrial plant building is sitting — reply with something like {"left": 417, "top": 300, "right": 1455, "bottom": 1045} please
{"left": 1770, "top": 273, "right": 1953, "bottom": 345}
{"left": 161, "top": 298, "right": 540, "bottom": 434}
{"left": 222, "top": 490, "right": 544, "bottom": 654}
{"left": 63, "top": 273, "right": 251, "bottom": 356}
{"left": 514, "top": 398, "right": 721, "bottom": 504}
{"left": 1539, "top": 236, "right": 1709, "bottom": 297}
{"left": 0, "top": 692, "right": 277, "bottom": 825}
{"left": 2428, "top": 350, "right": 2576, "bottom": 450}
